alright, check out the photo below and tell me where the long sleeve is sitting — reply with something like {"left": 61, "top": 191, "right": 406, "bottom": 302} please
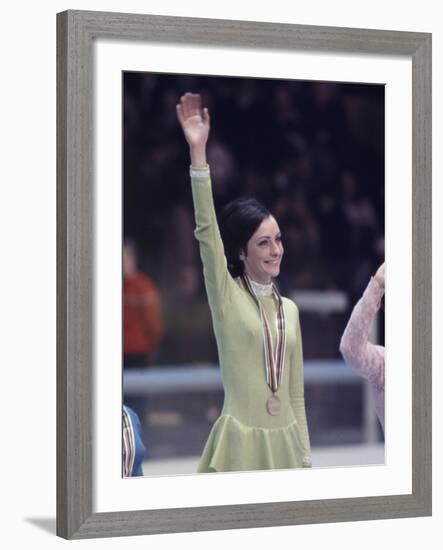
{"left": 190, "top": 165, "right": 233, "bottom": 316}
{"left": 290, "top": 304, "right": 311, "bottom": 466}
{"left": 340, "top": 277, "right": 385, "bottom": 389}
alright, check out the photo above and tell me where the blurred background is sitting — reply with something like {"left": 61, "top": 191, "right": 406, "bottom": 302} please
{"left": 122, "top": 72, "right": 385, "bottom": 475}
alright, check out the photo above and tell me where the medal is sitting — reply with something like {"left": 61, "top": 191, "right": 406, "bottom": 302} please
{"left": 266, "top": 394, "right": 282, "bottom": 416}
{"left": 240, "top": 274, "right": 286, "bottom": 416}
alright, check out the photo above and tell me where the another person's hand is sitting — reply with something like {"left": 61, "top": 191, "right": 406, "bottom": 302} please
{"left": 176, "top": 93, "right": 210, "bottom": 152}
{"left": 374, "top": 262, "right": 385, "bottom": 289}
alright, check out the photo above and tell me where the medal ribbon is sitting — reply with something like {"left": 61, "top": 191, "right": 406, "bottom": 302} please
{"left": 240, "top": 274, "right": 286, "bottom": 393}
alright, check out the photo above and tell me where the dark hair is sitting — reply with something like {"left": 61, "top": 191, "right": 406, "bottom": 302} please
{"left": 218, "top": 198, "right": 272, "bottom": 278}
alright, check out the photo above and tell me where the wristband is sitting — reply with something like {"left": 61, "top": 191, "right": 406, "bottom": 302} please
{"left": 190, "top": 164, "right": 210, "bottom": 179}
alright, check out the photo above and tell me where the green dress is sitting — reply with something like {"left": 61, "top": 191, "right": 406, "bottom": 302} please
{"left": 191, "top": 166, "right": 311, "bottom": 473}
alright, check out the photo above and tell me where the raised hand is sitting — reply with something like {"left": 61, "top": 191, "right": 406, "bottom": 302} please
{"left": 374, "top": 262, "right": 385, "bottom": 289}
{"left": 176, "top": 93, "right": 210, "bottom": 166}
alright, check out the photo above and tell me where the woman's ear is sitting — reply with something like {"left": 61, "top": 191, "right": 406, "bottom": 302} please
{"left": 239, "top": 248, "right": 246, "bottom": 261}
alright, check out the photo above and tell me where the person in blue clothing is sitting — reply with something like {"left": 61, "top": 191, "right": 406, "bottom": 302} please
{"left": 122, "top": 405, "right": 146, "bottom": 477}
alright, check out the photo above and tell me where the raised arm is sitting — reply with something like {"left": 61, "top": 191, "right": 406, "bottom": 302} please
{"left": 176, "top": 92, "right": 210, "bottom": 167}
{"left": 176, "top": 93, "right": 233, "bottom": 316}
{"left": 339, "top": 263, "right": 385, "bottom": 388}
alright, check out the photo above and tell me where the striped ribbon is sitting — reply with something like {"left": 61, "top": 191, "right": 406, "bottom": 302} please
{"left": 240, "top": 274, "right": 286, "bottom": 392}
{"left": 122, "top": 406, "right": 136, "bottom": 477}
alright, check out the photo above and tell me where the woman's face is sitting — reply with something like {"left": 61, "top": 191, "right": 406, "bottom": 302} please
{"left": 240, "top": 216, "right": 284, "bottom": 284}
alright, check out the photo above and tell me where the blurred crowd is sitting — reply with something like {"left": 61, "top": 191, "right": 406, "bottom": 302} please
{"left": 123, "top": 73, "right": 385, "bottom": 365}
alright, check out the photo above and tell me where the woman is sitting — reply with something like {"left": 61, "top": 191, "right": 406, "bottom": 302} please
{"left": 122, "top": 405, "right": 146, "bottom": 477}
{"left": 176, "top": 93, "right": 311, "bottom": 473}
{"left": 339, "top": 263, "right": 385, "bottom": 431}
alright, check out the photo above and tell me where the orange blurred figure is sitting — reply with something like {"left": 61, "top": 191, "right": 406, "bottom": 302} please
{"left": 123, "top": 240, "right": 164, "bottom": 368}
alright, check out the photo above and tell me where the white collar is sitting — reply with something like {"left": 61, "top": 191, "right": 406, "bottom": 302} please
{"left": 249, "top": 278, "right": 273, "bottom": 296}
{"left": 235, "top": 276, "right": 274, "bottom": 296}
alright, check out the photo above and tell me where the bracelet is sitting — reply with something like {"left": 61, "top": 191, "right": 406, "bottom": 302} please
{"left": 190, "top": 164, "right": 210, "bottom": 179}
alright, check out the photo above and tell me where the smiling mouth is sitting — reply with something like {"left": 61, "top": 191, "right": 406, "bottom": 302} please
{"left": 265, "top": 259, "right": 280, "bottom": 265}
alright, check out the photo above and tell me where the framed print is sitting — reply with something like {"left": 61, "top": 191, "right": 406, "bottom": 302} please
{"left": 56, "top": 10, "right": 431, "bottom": 539}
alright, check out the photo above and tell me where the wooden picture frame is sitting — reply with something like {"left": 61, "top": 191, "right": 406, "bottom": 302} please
{"left": 56, "top": 9, "right": 431, "bottom": 539}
